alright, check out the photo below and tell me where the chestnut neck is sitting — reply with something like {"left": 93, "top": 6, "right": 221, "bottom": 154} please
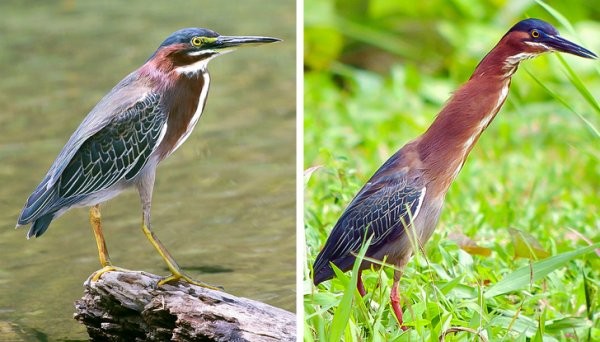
{"left": 138, "top": 53, "right": 208, "bottom": 160}
{"left": 417, "top": 42, "right": 521, "bottom": 194}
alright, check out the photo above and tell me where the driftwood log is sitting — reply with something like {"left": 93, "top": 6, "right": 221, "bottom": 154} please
{"left": 74, "top": 270, "right": 296, "bottom": 341}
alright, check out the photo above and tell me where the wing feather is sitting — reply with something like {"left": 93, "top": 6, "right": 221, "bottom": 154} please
{"left": 313, "top": 165, "right": 425, "bottom": 284}
{"left": 18, "top": 91, "right": 166, "bottom": 224}
{"left": 58, "top": 93, "right": 165, "bottom": 197}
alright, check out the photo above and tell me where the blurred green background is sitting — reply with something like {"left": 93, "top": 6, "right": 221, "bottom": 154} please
{"left": 304, "top": 0, "right": 599, "bottom": 340}
{"left": 0, "top": 0, "right": 295, "bottom": 340}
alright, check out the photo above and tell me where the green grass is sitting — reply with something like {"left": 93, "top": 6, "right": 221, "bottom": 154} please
{"left": 304, "top": 1, "right": 600, "bottom": 340}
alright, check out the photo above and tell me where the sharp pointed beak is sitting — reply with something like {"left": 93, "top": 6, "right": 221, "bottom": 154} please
{"left": 545, "top": 35, "right": 597, "bottom": 59}
{"left": 214, "top": 35, "right": 281, "bottom": 50}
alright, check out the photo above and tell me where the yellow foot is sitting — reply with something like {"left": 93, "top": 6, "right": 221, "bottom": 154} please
{"left": 158, "top": 272, "right": 223, "bottom": 291}
{"left": 90, "top": 265, "right": 131, "bottom": 282}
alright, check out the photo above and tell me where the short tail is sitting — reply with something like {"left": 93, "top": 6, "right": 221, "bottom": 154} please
{"left": 313, "top": 249, "right": 358, "bottom": 285}
{"left": 26, "top": 213, "right": 56, "bottom": 238}
{"left": 312, "top": 263, "right": 333, "bottom": 285}
{"left": 17, "top": 175, "right": 59, "bottom": 238}
{"left": 312, "top": 253, "right": 328, "bottom": 285}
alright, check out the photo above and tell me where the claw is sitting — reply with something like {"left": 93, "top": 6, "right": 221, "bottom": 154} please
{"left": 158, "top": 272, "right": 223, "bottom": 290}
{"left": 90, "top": 265, "right": 131, "bottom": 282}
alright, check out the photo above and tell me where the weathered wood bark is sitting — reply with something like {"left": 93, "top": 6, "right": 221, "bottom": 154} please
{"left": 74, "top": 270, "right": 296, "bottom": 341}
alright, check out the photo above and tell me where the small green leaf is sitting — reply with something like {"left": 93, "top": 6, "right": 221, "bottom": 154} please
{"left": 304, "top": 165, "right": 323, "bottom": 185}
{"left": 509, "top": 228, "right": 550, "bottom": 260}
{"left": 544, "top": 316, "right": 593, "bottom": 332}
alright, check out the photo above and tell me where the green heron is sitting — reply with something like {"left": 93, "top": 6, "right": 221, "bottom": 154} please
{"left": 17, "top": 28, "right": 280, "bottom": 289}
{"left": 312, "top": 18, "right": 596, "bottom": 327}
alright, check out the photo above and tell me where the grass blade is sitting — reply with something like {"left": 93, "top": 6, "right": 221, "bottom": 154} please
{"left": 485, "top": 243, "right": 600, "bottom": 298}
{"left": 525, "top": 68, "right": 600, "bottom": 138}
{"left": 328, "top": 236, "right": 372, "bottom": 341}
{"left": 535, "top": 0, "right": 575, "bottom": 33}
{"left": 556, "top": 54, "right": 600, "bottom": 114}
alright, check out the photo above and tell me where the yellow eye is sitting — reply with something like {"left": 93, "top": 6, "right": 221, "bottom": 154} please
{"left": 531, "top": 29, "right": 540, "bottom": 38}
{"left": 191, "top": 37, "right": 204, "bottom": 46}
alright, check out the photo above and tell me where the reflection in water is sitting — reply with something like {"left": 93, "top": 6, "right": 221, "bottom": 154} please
{"left": 0, "top": 1, "right": 295, "bottom": 340}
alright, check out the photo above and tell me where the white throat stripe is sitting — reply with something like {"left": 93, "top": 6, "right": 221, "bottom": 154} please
{"left": 171, "top": 72, "right": 211, "bottom": 153}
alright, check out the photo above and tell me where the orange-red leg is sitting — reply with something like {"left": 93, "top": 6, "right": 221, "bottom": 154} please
{"left": 391, "top": 280, "right": 408, "bottom": 331}
{"left": 357, "top": 270, "right": 366, "bottom": 297}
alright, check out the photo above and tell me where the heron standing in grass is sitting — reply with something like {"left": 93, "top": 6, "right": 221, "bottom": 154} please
{"left": 312, "top": 18, "right": 596, "bottom": 327}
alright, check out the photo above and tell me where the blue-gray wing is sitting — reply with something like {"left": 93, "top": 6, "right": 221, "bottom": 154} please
{"left": 58, "top": 93, "right": 165, "bottom": 197}
{"left": 18, "top": 92, "right": 166, "bottom": 227}
{"left": 46, "top": 71, "right": 149, "bottom": 188}
{"left": 313, "top": 168, "right": 425, "bottom": 284}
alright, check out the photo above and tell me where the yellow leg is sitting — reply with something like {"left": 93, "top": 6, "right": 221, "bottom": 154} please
{"left": 90, "top": 205, "right": 111, "bottom": 267}
{"left": 141, "top": 222, "right": 221, "bottom": 290}
{"left": 89, "top": 205, "right": 128, "bottom": 281}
